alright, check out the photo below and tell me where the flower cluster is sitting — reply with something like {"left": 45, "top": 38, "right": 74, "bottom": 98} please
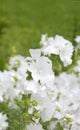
{"left": 0, "top": 35, "right": 80, "bottom": 130}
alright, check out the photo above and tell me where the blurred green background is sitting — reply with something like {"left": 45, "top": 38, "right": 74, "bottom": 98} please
{"left": 0, "top": 0, "right": 80, "bottom": 70}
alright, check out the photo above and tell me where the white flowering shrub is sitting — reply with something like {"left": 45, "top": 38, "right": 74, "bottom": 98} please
{"left": 0, "top": 35, "right": 80, "bottom": 130}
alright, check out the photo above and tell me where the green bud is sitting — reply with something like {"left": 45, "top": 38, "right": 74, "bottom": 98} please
{"left": 63, "top": 117, "right": 73, "bottom": 122}
{"left": 23, "top": 113, "right": 30, "bottom": 120}
{"left": 34, "top": 113, "right": 39, "bottom": 119}
{"left": 32, "top": 100, "right": 37, "bottom": 106}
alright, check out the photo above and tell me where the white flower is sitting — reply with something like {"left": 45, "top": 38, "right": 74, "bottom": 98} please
{"left": 58, "top": 37, "right": 73, "bottom": 66}
{"left": 31, "top": 90, "right": 55, "bottom": 122}
{"left": 0, "top": 70, "right": 21, "bottom": 104}
{"left": 26, "top": 49, "right": 55, "bottom": 89}
{"left": 9, "top": 55, "right": 26, "bottom": 70}
{"left": 0, "top": 113, "right": 8, "bottom": 130}
{"left": 26, "top": 123, "right": 44, "bottom": 130}
{"left": 40, "top": 35, "right": 74, "bottom": 66}
{"left": 75, "top": 35, "right": 80, "bottom": 49}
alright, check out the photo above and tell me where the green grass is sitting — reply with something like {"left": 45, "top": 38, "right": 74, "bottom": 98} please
{"left": 0, "top": 0, "right": 80, "bottom": 70}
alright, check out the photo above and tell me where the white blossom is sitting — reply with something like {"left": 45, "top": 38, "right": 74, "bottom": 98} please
{"left": 9, "top": 55, "right": 26, "bottom": 70}
{"left": 40, "top": 35, "right": 74, "bottom": 66}
{"left": 0, "top": 113, "right": 8, "bottom": 130}
{"left": 26, "top": 49, "right": 55, "bottom": 89}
